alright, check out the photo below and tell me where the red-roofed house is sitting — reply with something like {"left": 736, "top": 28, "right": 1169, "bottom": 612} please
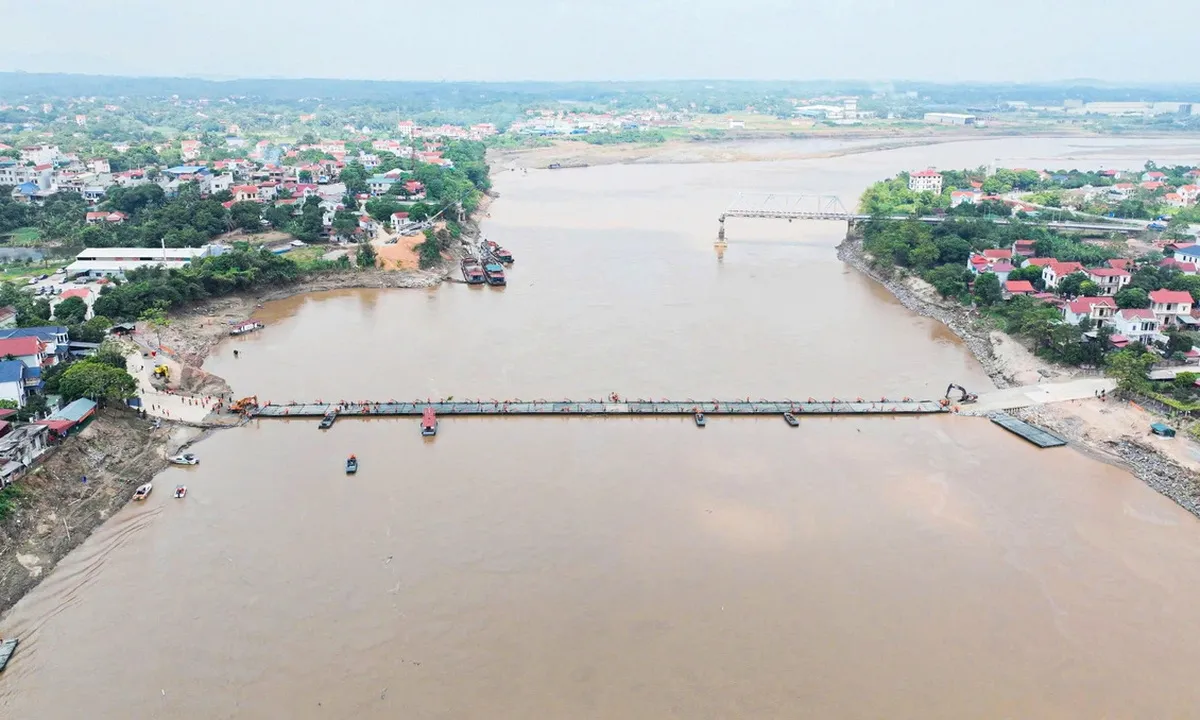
{"left": 982, "top": 248, "right": 1012, "bottom": 261}
{"left": 232, "top": 184, "right": 259, "bottom": 203}
{"left": 1111, "top": 308, "right": 1160, "bottom": 345}
{"left": 1142, "top": 170, "right": 1168, "bottom": 183}
{"left": 1086, "top": 267, "right": 1131, "bottom": 295}
{"left": 0, "top": 337, "right": 48, "bottom": 368}
{"left": 1179, "top": 184, "right": 1200, "bottom": 204}
{"left": 907, "top": 169, "right": 943, "bottom": 194}
{"left": 1011, "top": 239, "right": 1037, "bottom": 257}
{"left": 1164, "top": 192, "right": 1187, "bottom": 208}
{"left": 1108, "top": 258, "right": 1131, "bottom": 271}
{"left": 1023, "top": 257, "right": 1057, "bottom": 269}
{"left": 1004, "top": 280, "right": 1036, "bottom": 297}
{"left": 950, "top": 190, "right": 980, "bottom": 207}
{"left": 1043, "top": 261, "right": 1085, "bottom": 290}
{"left": 1062, "top": 296, "right": 1116, "bottom": 326}
{"left": 1159, "top": 257, "right": 1199, "bottom": 275}
{"left": 989, "top": 261, "right": 1014, "bottom": 283}
{"left": 1141, "top": 181, "right": 1167, "bottom": 191}
{"left": 1150, "top": 289, "right": 1194, "bottom": 327}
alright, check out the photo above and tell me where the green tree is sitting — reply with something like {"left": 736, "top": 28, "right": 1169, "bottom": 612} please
{"left": 1167, "top": 273, "right": 1200, "bottom": 303}
{"left": 53, "top": 296, "right": 88, "bottom": 325}
{"left": 973, "top": 271, "right": 1002, "bottom": 306}
{"left": 58, "top": 361, "right": 137, "bottom": 402}
{"left": 298, "top": 170, "right": 313, "bottom": 184}
{"left": 1078, "top": 280, "right": 1101, "bottom": 297}
{"left": 1114, "top": 287, "right": 1151, "bottom": 309}
{"left": 1165, "top": 331, "right": 1194, "bottom": 356}
{"left": 923, "top": 264, "right": 970, "bottom": 298}
{"left": 1057, "top": 272, "right": 1089, "bottom": 297}
{"left": 1106, "top": 348, "right": 1156, "bottom": 394}
{"left": 230, "top": 201, "right": 263, "bottom": 233}
{"left": 356, "top": 241, "right": 377, "bottom": 268}
{"left": 332, "top": 209, "right": 359, "bottom": 238}
{"left": 90, "top": 340, "right": 129, "bottom": 370}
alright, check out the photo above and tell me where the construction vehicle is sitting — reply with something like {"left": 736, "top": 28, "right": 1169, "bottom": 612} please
{"left": 230, "top": 396, "right": 259, "bottom": 414}
{"left": 153, "top": 365, "right": 170, "bottom": 380}
{"left": 945, "top": 384, "right": 979, "bottom": 404}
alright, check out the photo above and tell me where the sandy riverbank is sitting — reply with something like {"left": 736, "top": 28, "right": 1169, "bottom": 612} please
{"left": 0, "top": 409, "right": 205, "bottom": 615}
{"left": 838, "top": 234, "right": 1200, "bottom": 520}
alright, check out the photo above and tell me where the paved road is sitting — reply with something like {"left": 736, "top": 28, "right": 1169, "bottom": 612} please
{"left": 123, "top": 344, "right": 219, "bottom": 424}
{"left": 959, "top": 377, "right": 1116, "bottom": 416}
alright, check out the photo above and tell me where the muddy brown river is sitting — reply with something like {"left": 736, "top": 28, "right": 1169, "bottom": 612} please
{"left": 5, "top": 137, "right": 1200, "bottom": 719}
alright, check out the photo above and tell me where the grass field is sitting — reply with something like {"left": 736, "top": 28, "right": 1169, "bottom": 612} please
{"left": 2, "top": 227, "right": 41, "bottom": 246}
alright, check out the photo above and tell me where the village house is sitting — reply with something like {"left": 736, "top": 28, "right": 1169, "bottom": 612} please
{"left": 0, "top": 336, "right": 49, "bottom": 369}
{"left": 1160, "top": 257, "right": 1199, "bottom": 275}
{"left": 1085, "top": 267, "right": 1131, "bottom": 295}
{"left": 85, "top": 210, "right": 126, "bottom": 224}
{"left": 1004, "top": 280, "right": 1036, "bottom": 298}
{"left": 1164, "top": 192, "right": 1187, "bottom": 208}
{"left": 0, "top": 360, "right": 28, "bottom": 408}
{"left": 1021, "top": 257, "right": 1057, "bottom": 270}
{"left": 1042, "top": 261, "right": 1085, "bottom": 289}
{"left": 368, "top": 175, "right": 397, "bottom": 196}
{"left": 1172, "top": 244, "right": 1200, "bottom": 264}
{"left": 180, "top": 139, "right": 202, "bottom": 161}
{"left": 1179, "top": 184, "right": 1200, "bottom": 204}
{"left": 257, "top": 182, "right": 278, "bottom": 202}
{"left": 205, "top": 173, "right": 233, "bottom": 195}
{"left": 0, "top": 424, "right": 50, "bottom": 486}
{"left": 1140, "top": 181, "right": 1168, "bottom": 192}
{"left": 1110, "top": 308, "right": 1160, "bottom": 346}
{"left": 1011, "top": 239, "right": 1037, "bottom": 258}
{"left": 1150, "top": 289, "right": 1194, "bottom": 328}
{"left": 1142, "top": 170, "right": 1168, "bottom": 183}
{"left": 950, "top": 190, "right": 980, "bottom": 207}
{"left": 1062, "top": 296, "right": 1116, "bottom": 326}
{"left": 232, "top": 184, "right": 259, "bottom": 203}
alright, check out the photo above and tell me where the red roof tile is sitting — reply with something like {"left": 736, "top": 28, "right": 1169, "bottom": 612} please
{"left": 1005, "top": 280, "right": 1035, "bottom": 293}
{"left": 0, "top": 336, "right": 42, "bottom": 357}
{"left": 1150, "top": 289, "right": 1193, "bottom": 304}
{"left": 1087, "top": 268, "right": 1130, "bottom": 277}
{"left": 982, "top": 249, "right": 1013, "bottom": 260}
{"left": 1118, "top": 308, "right": 1156, "bottom": 320}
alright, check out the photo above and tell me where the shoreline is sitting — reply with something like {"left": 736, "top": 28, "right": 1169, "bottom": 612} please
{"left": 0, "top": 410, "right": 206, "bottom": 616}
{"left": 837, "top": 234, "right": 1200, "bottom": 522}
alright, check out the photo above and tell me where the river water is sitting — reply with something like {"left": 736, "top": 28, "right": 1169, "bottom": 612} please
{"left": 6, "top": 137, "right": 1200, "bottom": 719}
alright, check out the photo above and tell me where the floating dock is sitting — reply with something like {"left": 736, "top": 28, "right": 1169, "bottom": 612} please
{"left": 251, "top": 399, "right": 949, "bottom": 419}
{"left": 0, "top": 638, "right": 18, "bottom": 672}
{"left": 989, "top": 412, "right": 1067, "bottom": 448}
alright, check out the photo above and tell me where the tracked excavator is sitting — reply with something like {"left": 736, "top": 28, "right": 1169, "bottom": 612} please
{"left": 945, "top": 383, "right": 979, "bottom": 404}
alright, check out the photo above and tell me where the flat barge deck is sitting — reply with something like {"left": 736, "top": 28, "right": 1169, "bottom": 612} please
{"left": 251, "top": 399, "right": 949, "bottom": 418}
{"left": 989, "top": 412, "right": 1067, "bottom": 448}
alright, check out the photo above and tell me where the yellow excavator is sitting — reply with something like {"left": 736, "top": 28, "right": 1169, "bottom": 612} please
{"left": 153, "top": 365, "right": 170, "bottom": 380}
{"left": 230, "top": 396, "right": 259, "bottom": 414}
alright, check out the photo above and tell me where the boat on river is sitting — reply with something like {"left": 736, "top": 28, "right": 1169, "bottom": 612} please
{"left": 229, "top": 321, "right": 264, "bottom": 336}
{"left": 318, "top": 411, "right": 337, "bottom": 429}
{"left": 346, "top": 455, "right": 358, "bottom": 474}
{"left": 483, "top": 263, "right": 506, "bottom": 286}
{"left": 783, "top": 412, "right": 799, "bottom": 427}
{"left": 0, "top": 637, "right": 18, "bottom": 672}
{"left": 694, "top": 412, "right": 706, "bottom": 427}
{"left": 132, "top": 482, "right": 152, "bottom": 501}
{"left": 460, "top": 257, "right": 485, "bottom": 284}
{"left": 168, "top": 453, "right": 198, "bottom": 465}
{"left": 485, "top": 241, "right": 514, "bottom": 264}
{"left": 421, "top": 407, "right": 438, "bottom": 436}
{"left": 174, "top": 485, "right": 187, "bottom": 499}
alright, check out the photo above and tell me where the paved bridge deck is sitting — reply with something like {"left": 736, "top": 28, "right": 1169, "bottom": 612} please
{"left": 251, "top": 399, "right": 949, "bottom": 418}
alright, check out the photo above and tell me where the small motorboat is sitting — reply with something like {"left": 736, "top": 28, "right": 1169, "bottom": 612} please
{"left": 168, "top": 453, "right": 198, "bottom": 465}
{"left": 174, "top": 485, "right": 187, "bottom": 499}
{"left": 318, "top": 412, "right": 337, "bottom": 430}
{"left": 132, "top": 482, "right": 152, "bottom": 501}
{"left": 421, "top": 407, "right": 438, "bottom": 437}
{"left": 783, "top": 412, "right": 799, "bottom": 427}
{"left": 694, "top": 412, "right": 706, "bottom": 427}
{"left": 345, "top": 455, "right": 358, "bottom": 474}
{"left": 0, "top": 637, "right": 18, "bottom": 672}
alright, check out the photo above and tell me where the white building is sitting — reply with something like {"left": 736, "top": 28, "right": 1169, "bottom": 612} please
{"left": 0, "top": 360, "right": 27, "bottom": 408}
{"left": 65, "top": 244, "right": 230, "bottom": 279}
{"left": 1149, "top": 289, "right": 1194, "bottom": 328}
{"left": 1085, "top": 268, "right": 1131, "bottom": 296}
{"left": 1062, "top": 296, "right": 1116, "bottom": 326}
{"left": 1110, "top": 308, "right": 1160, "bottom": 346}
{"left": 924, "top": 112, "right": 977, "bottom": 125}
{"left": 908, "top": 169, "right": 943, "bottom": 194}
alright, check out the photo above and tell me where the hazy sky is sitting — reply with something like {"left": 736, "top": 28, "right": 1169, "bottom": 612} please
{"left": 2, "top": 0, "right": 1197, "bottom": 84}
